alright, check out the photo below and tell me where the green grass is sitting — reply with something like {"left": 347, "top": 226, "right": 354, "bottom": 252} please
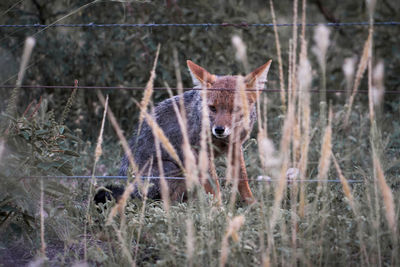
{"left": 1, "top": 1, "right": 399, "bottom": 266}
{"left": 1, "top": 98, "right": 399, "bottom": 266}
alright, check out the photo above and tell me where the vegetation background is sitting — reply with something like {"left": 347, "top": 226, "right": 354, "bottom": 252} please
{"left": 0, "top": 0, "right": 399, "bottom": 266}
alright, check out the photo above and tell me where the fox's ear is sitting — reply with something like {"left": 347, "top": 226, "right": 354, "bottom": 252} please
{"left": 245, "top": 60, "right": 272, "bottom": 91}
{"left": 187, "top": 60, "right": 217, "bottom": 88}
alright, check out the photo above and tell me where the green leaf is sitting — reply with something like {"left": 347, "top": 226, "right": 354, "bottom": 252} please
{"left": 37, "top": 161, "right": 64, "bottom": 171}
{"left": 35, "top": 129, "right": 49, "bottom": 135}
{"left": 62, "top": 150, "right": 80, "bottom": 157}
{"left": 20, "top": 131, "right": 30, "bottom": 141}
{"left": 64, "top": 133, "right": 82, "bottom": 143}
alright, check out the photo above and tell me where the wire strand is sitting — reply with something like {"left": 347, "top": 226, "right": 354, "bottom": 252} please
{"left": 22, "top": 175, "right": 364, "bottom": 183}
{"left": 1, "top": 84, "right": 399, "bottom": 94}
{"left": 0, "top": 21, "right": 399, "bottom": 28}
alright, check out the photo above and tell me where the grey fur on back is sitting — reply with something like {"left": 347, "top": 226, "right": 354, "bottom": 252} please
{"left": 119, "top": 90, "right": 203, "bottom": 199}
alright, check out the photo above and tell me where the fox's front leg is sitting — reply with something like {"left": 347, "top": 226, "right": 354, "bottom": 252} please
{"left": 200, "top": 159, "right": 222, "bottom": 205}
{"left": 238, "top": 146, "right": 255, "bottom": 204}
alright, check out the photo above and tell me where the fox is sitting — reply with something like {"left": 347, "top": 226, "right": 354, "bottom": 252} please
{"left": 94, "top": 59, "right": 272, "bottom": 205}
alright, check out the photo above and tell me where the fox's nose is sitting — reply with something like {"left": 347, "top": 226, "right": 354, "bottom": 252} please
{"left": 214, "top": 126, "right": 225, "bottom": 135}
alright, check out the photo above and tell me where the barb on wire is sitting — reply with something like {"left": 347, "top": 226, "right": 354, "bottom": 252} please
{"left": 0, "top": 84, "right": 399, "bottom": 94}
{"left": 0, "top": 21, "right": 399, "bottom": 28}
{"left": 21, "top": 175, "right": 364, "bottom": 183}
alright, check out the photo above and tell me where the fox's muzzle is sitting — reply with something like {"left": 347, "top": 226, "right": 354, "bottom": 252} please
{"left": 212, "top": 125, "right": 231, "bottom": 139}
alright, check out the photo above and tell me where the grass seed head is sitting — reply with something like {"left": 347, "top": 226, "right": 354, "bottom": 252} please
{"left": 318, "top": 108, "right": 333, "bottom": 181}
{"left": 232, "top": 35, "right": 248, "bottom": 71}
{"left": 372, "top": 61, "right": 385, "bottom": 107}
{"left": 373, "top": 155, "right": 397, "bottom": 236}
{"left": 312, "top": 25, "right": 330, "bottom": 69}
{"left": 342, "top": 57, "right": 357, "bottom": 91}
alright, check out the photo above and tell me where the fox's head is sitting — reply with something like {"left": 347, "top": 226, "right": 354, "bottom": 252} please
{"left": 187, "top": 59, "right": 272, "bottom": 140}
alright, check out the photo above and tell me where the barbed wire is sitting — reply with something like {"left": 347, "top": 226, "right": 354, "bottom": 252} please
{"left": 1, "top": 84, "right": 399, "bottom": 94}
{"left": 1, "top": 20, "right": 390, "bottom": 187}
{"left": 22, "top": 175, "right": 364, "bottom": 183}
{"left": 0, "top": 21, "right": 399, "bottom": 29}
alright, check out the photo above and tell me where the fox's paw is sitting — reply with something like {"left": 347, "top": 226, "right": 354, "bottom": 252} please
{"left": 244, "top": 197, "right": 257, "bottom": 205}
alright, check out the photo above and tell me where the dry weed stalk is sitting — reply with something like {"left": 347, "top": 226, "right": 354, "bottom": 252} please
{"left": 269, "top": 0, "right": 285, "bottom": 110}
{"left": 220, "top": 215, "right": 245, "bottom": 267}
{"left": 106, "top": 183, "right": 135, "bottom": 225}
{"left": 367, "top": 33, "right": 396, "bottom": 237}
{"left": 332, "top": 156, "right": 356, "bottom": 213}
{"left": 84, "top": 94, "right": 108, "bottom": 261}
{"left": 312, "top": 25, "right": 330, "bottom": 125}
{"left": 164, "top": 86, "right": 197, "bottom": 190}
{"left": 292, "top": 116, "right": 301, "bottom": 163}
{"left": 199, "top": 84, "right": 222, "bottom": 203}
{"left": 293, "top": 0, "right": 308, "bottom": 165}
{"left": 300, "top": 0, "right": 307, "bottom": 47}
{"left": 238, "top": 76, "right": 251, "bottom": 131}
{"left": 318, "top": 107, "right": 333, "bottom": 176}
{"left": 297, "top": 50, "right": 312, "bottom": 218}
{"left": 291, "top": 113, "right": 301, "bottom": 261}
{"left": 317, "top": 107, "right": 333, "bottom": 190}
{"left": 287, "top": 39, "right": 293, "bottom": 107}
{"left": 186, "top": 219, "right": 195, "bottom": 267}
{"left": 266, "top": 88, "right": 294, "bottom": 261}
{"left": 154, "top": 127, "right": 170, "bottom": 211}
{"left": 133, "top": 180, "right": 151, "bottom": 266}
{"left": 367, "top": 0, "right": 377, "bottom": 17}
{"left": 40, "top": 179, "right": 46, "bottom": 258}
{"left": 138, "top": 44, "right": 161, "bottom": 131}
{"left": 226, "top": 128, "right": 241, "bottom": 209}
{"left": 6, "top": 37, "right": 35, "bottom": 117}
{"left": 231, "top": 35, "right": 250, "bottom": 129}
{"left": 0, "top": 138, "right": 4, "bottom": 163}
{"left": 227, "top": 36, "right": 250, "bottom": 208}
{"left": 367, "top": 18, "right": 375, "bottom": 125}
{"left": 96, "top": 91, "right": 142, "bottom": 226}
{"left": 290, "top": 0, "right": 299, "bottom": 102}
{"left": 139, "top": 107, "right": 183, "bottom": 169}
{"left": 112, "top": 219, "right": 135, "bottom": 266}
{"left": 227, "top": 77, "right": 247, "bottom": 209}
{"left": 170, "top": 50, "right": 199, "bottom": 191}
{"left": 344, "top": 32, "right": 371, "bottom": 127}
{"left": 333, "top": 155, "right": 370, "bottom": 263}
{"left": 27, "top": 96, "right": 43, "bottom": 120}
{"left": 363, "top": 3, "right": 396, "bottom": 248}
{"left": 60, "top": 79, "right": 79, "bottom": 125}
{"left": 96, "top": 91, "right": 140, "bottom": 178}
{"left": 264, "top": 2, "right": 299, "bottom": 259}
{"left": 94, "top": 95, "right": 108, "bottom": 173}
{"left": 291, "top": 0, "right": 309, "bottom": 255}
{"left": 199, "top": 86, "right": 210, "bottom": 184}
{"left": 373, "top": 154, "right": 397, "bottom": 238}
{"left": 173, "top": 48, "right": 184, "bottom": 91}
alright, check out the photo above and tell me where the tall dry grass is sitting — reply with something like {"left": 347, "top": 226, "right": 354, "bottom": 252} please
{"left": 344, "top": 32, "right": 371, "bottom": 127}
{"left": 312, "top": 24, "right": 330, "bottom": 126}
{"left": 88, "top": 1, "right": 398, "bottom": 265}
{"left": 5, "top": 37, "right": 35, "bottom": 117}
{"left": 2, "top": 1, "right": 399, "bottom": 266}
{"left": 269, "top": 0, "right": 285, "bottom": 111}
{"left": 84, "top": 94, "right": 108, "bottom": 261}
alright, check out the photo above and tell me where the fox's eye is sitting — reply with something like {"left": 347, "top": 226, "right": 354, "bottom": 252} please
{"left": 209, "top": 105, "right": 217, "bottom": 112}
{"left": 233, "top": 107, "right": 241, "bottom": 113}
